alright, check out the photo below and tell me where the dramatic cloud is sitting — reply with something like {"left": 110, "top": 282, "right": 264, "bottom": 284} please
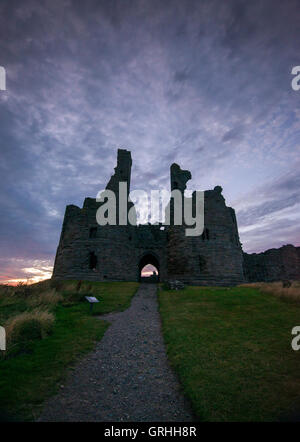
{"left": 234, "top": 164, "right": 300, "bottom": 252}
{"left": 0, "top": 0, "right": 299, "bottom": 282}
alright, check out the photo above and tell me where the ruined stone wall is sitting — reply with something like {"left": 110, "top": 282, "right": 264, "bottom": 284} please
{"left": 52, "top": 196, "right": 167, "bottom": 281}
{"left": 52, "top": 148, "right": 255, "bottom": 285}
{"left": 166, "top": 186, "right": 245, "bottom": 286}
{"left": 243, "top": 245, "right": 300, "bottom": 282}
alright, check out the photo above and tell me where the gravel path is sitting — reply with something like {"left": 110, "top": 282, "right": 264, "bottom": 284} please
{"left": 38, "top": 284, "right": 194, "bottom": 422}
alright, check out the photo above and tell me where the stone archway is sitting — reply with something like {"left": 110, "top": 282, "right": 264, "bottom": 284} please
{"left": 138, "top": 252, "right": 160, "bottom": 282}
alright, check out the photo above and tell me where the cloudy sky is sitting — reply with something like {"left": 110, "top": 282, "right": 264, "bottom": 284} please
{"left": 0, "top": 0, "right": 299, "bottom": 283}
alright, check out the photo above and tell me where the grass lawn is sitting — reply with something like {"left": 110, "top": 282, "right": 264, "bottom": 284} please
{"left": 159, "top": 285, "right": 300, "bottom": 421}
{"left": 0, "top": 280, "right": 139, "bottom": 421}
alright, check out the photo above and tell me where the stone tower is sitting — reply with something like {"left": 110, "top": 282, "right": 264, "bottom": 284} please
{"left": 106, "top": 148, "right": 132, "bottom": 194}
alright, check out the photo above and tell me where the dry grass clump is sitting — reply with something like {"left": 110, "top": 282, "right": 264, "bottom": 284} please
{"left": 239, "top": 281, "right": 300, "bottom": 303}
{"left": 0, "top": 280, "right": 92, "bottom": 307}
{"left": 61, "top": 280, "right": 92, "bottom": 293}
{"left": 5, "top": 309, "right": 55, "bottom": 350}
{"left": 59, "top": 281, "right": 78, "bottom": 292}
{"left": 55, "top": 280, "right": 93, "bottom": 304}
{"left": 27, "top": 289, "right": 63, "bottom": 307}
{"left": 0, "top": 280, "right": 65, "bottom": 308}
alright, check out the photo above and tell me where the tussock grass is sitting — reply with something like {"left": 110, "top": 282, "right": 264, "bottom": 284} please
{"left": 27, "top": 290, "right": 63, "bottom": 307}
{"left": 49, "top": 280, "right": 93, "bottom": 305}
{"left": 5, "top": 309, "right": 55, "bottom": 356}
{"left": 239, "top": 281, "right": 300, "bottom": 303}
{"left": 59, "top": 281, "right": 78, "bottom": 292}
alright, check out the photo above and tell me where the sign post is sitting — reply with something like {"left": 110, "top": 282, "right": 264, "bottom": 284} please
{"left": 85, "top": 296, "right": 100, "bottom": 313}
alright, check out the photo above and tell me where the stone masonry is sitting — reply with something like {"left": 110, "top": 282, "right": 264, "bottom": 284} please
{"left": 52, "top": 149, "right": 299, "bottom": 284}
{"left": 243, "top": 245, "right": 300, "bottom": 282}
{"left": 53, "top": 149, "right": 245, "bottom": 285}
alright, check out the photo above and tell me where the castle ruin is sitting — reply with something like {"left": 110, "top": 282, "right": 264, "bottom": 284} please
{"left": 52, "top": 149, "right": 300, "bottom": 284}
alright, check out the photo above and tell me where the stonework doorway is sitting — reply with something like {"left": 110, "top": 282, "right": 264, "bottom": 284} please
{"left": 139, "top": 253, "right": 160, "bottom": 282}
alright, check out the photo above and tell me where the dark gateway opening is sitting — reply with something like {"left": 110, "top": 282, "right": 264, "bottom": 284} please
{"left": 139, "top": 253, "right": 160, "bottom": 282}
